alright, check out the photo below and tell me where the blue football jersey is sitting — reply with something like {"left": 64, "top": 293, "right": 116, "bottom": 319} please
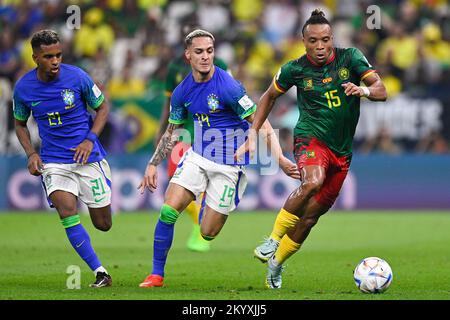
{"left": 13, "top": 64, "right": 106, "bottom": 163}
{"left": 169, "top": 67, "right": 256, "bottom": 165}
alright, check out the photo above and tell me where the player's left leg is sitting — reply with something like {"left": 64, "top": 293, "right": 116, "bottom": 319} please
{"left": 199, "top": 205, "right": 228, "bottom": 241}
{"left": 76, "top": 159, "right": 113, "bottom": 287}
{"left": 199, "top": 163, "right": 248, "bottom": 241}
{"left": 185, "top": 198, "right": 211, "bottom": 252}
{"left": 88, "top": 205, "right": 112, "bottom": 231}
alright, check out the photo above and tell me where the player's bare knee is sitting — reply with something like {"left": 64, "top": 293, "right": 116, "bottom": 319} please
{"left": 55, "top": 204, "right": 78, "bottom": 217}
{"left": 94, "top": 220, "right": 112, "bottom": 232}
{"left": 200, "top": 226, "right": 218, "bottom": 241}
{"left": 302, "top": 216, "right": 319, "bottom": 229}
{"left": 301, "top": 180, "right": 323, "bottom": 197}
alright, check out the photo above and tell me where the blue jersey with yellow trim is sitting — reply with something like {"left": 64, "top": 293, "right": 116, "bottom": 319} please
{"left": 13, "top": 63, "right": 106, "bottom": 163}
{"left": 169, "top": 67, "right": 256, "bottom": 165}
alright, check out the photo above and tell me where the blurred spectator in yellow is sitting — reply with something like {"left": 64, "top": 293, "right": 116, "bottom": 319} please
{"left": 421, "top": 23, "right": 450, "bottom": 68}
{"left": 232, "top": 0, "right": 263, "bottom": 22}
{"left": 108, "top": 50, "right": 145, "bottom": 99}
{"left": 376, "top": 24, "right": 420, "bottom": 74}
{"left": 74, "top": 7, "right": 115, "bottom": 58}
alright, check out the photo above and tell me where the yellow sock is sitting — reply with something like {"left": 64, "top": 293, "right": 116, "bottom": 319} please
{"left": 269, "top": 208, "right": 300, "bottom": 242}
{"left": 274, "top": 234, "right": 302, "bottom": 265}
{"left": 184, "top": 201, "right": 200, "bottom": 224}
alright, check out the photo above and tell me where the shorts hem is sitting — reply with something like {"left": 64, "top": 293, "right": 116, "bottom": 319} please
{"left": 169, "top": 179, "right": 200, "bottom": 200}
{"left": 205, "top": 198, "right": 231, "bottom": 215}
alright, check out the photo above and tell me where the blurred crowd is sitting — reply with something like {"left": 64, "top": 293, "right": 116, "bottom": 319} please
{"left": 1, "top": 0, "right": 449, "bottom": 156}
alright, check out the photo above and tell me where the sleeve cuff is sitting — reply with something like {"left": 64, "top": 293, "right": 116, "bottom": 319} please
{"left": 89, "top": 94, "right": 105, "bottom": 109}
{"left": 240, "top": 104, "right": 257, "bottom": 120}
{"left": 168, "top": 118, "right": 186, "bottom": 125}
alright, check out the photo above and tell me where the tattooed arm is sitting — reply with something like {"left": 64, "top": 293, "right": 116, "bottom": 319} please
{"left": 138, "top": 123, "right": 182, "bottom": 193}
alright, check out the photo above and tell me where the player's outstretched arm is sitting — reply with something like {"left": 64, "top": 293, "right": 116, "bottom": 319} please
{"left": 342, "top": 73, "right": 387, "bottom": 102}
{"left": 14, "top": 119, "right": 44, "bottom": 176}
{"left": 259, "top": 119, "right": 300, "bottom": 180}
{"left": 235, "top": 83, "right": 282, "bottom": 160}
{"left": 138, "top": 123, "right": 182, "bottom": 194}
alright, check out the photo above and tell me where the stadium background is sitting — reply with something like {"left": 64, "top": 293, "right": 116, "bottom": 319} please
{"left": 1, "top": 0, "right": 449, "bottom": 211}
{"left": 0, "top": 0, "right": 449, "bottom": 302}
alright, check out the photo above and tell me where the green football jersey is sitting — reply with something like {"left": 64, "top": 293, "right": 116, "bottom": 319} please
{"left": 274, "top": 47, "right": 375, "bottom": 156}
{"left": 165, "top": 56, "right": 229, "bottom": 141}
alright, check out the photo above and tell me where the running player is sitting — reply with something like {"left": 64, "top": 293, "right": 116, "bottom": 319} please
{"left": 236, "top": 10, "right": 387, "bottom": 289}
{"left": 154, "top": 48, "right": 229, "bottom": 253}
{"left": 13, "top": 30, "right": 113, "bottom": 288}
{"left": 138, "top": 29, "right": 299, "bottom": 288}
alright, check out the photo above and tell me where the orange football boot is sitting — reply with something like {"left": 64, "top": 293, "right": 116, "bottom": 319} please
{"left": 139, "top": 274, "right": 164, "bottom": 288}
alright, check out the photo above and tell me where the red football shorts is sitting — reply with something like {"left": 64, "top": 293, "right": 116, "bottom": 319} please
{"left": 167, "top": 142, "right": 191, "bottom": 178}
{"left": 293, "top": 137, "right": 351, "bottom": 207}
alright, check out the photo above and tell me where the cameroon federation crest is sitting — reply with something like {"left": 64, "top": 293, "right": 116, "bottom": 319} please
{"left": 338, "top": 67, "right": 350, "bottom": 80}
{"left": 61, "top": 89, "right": 75, "bottom": 108}
{"left": 303, "top": 78, "right": 314, "bottom": 91}
{"left": 207, "top": 93, "right": 219, "bottom": 113}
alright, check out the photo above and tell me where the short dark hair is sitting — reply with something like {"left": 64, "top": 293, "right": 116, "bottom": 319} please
{"left": 184, "top": 29, "right": 215, "bottom": 48}
{"left": 301, "top": 9, "right": 331, "bottom": 36}
{"left": 31, "top": 30, "right": 60, "bottom": 50}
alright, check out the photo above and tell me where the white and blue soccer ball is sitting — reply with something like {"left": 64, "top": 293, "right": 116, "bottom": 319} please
{"left": 353, "top": 257, "right": 393, "bottom": 293}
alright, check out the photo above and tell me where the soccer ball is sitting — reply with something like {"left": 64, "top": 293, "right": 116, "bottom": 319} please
{"left": 353, "top": 257, "right": 393, "bottom": 293}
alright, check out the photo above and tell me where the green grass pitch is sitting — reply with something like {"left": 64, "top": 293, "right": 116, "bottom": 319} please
{"left": 0, "top": 211, "right": 449, "bottom": 300}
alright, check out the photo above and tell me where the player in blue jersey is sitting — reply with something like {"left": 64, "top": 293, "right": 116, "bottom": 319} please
{"left": 13, "top": 30, "right": 113, "bottom": 288}
{"left": 137, "top": 29, "right": 300, "bottom": 288}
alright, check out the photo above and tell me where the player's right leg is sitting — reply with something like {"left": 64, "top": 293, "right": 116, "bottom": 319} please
{"left": 265, "top": 149, "right": 350, "bottom": 288}
{"left": 140, "top": 149, "right": 206, "bottom": 288}
{"left": 254, "top": 165, "right": 326, "bottom": 263}
{"left": 266, "top": 199, "right": 329, "bottom": 289}
{"left": 139, "top": 183, "right": 195, "bottom": 288}
{"left": 254, "top": 137, "right": 329, "bottom": 263}
{"left": 49, "top": 191, "right": 112, "bottom": 288}
{"left": 169, "top": 143, "right": 210, "bottom": 252}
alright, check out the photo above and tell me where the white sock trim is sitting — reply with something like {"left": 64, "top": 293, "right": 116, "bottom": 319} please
{"left": 94, "top": 266, "right": 107, "bottom": 275}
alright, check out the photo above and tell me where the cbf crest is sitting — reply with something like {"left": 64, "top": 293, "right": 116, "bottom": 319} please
{"left": 61, "top": 89, "right": 75, "bottom": 109}
{"left": 207, "top": 93, "right": 220, "bottom": 113}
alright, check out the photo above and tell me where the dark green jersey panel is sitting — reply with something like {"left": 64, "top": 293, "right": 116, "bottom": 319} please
{"left": 275, "top": 48, "right": 375, "bottom": 156}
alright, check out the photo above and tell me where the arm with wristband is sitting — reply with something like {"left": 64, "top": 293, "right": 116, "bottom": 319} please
{"left": 71, "top": 101, "right": 109, "bottom": 165}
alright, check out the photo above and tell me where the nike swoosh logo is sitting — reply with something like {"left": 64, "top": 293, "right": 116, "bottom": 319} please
{"left": 260, "top": 250, "right": 274, "bottom": 256}
{"left": 94, "top": 196, "right": 106, "bottom": 203}
{"left": 184, "top": 102, "right": 192, "bottom": 107}
{"left": 31, "top": 101, "right": 42, "bottom": 107}
{"left": 76, "top": 240, "right": 85, "bottom": 248}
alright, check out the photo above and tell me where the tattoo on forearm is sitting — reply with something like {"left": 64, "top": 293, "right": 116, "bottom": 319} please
{"left": 149, "top": 124, "right": 179, "bottom": 166}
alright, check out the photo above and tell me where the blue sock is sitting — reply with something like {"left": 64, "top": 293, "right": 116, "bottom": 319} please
{"left": 62, "top": 215, "right": 102, "bottom": 271}
{"left": 152, "top": 219, "right": 175, "bottom": 277}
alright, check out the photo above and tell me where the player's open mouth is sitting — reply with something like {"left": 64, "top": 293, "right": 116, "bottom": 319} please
{"left": 51, "top": 67, "right": 59, "bottom": 73}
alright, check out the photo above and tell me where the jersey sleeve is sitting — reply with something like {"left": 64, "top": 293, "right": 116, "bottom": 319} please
{"left": 224, "top": 79, "right": 256, "bottom": 120}
{"left": 273, "top": 61, "right": 295, "bottom": 93}
{"left": 168, "top": 86, "right": 187, "bottom": 124}
{"left": 12, "top": 88, "right": 31, "bottom": 121}
{"left": 79, "top": 68, "right": 105, "bottom": 109}
{"left": 350, "top": 48, "right": 376, "bottom": 81}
